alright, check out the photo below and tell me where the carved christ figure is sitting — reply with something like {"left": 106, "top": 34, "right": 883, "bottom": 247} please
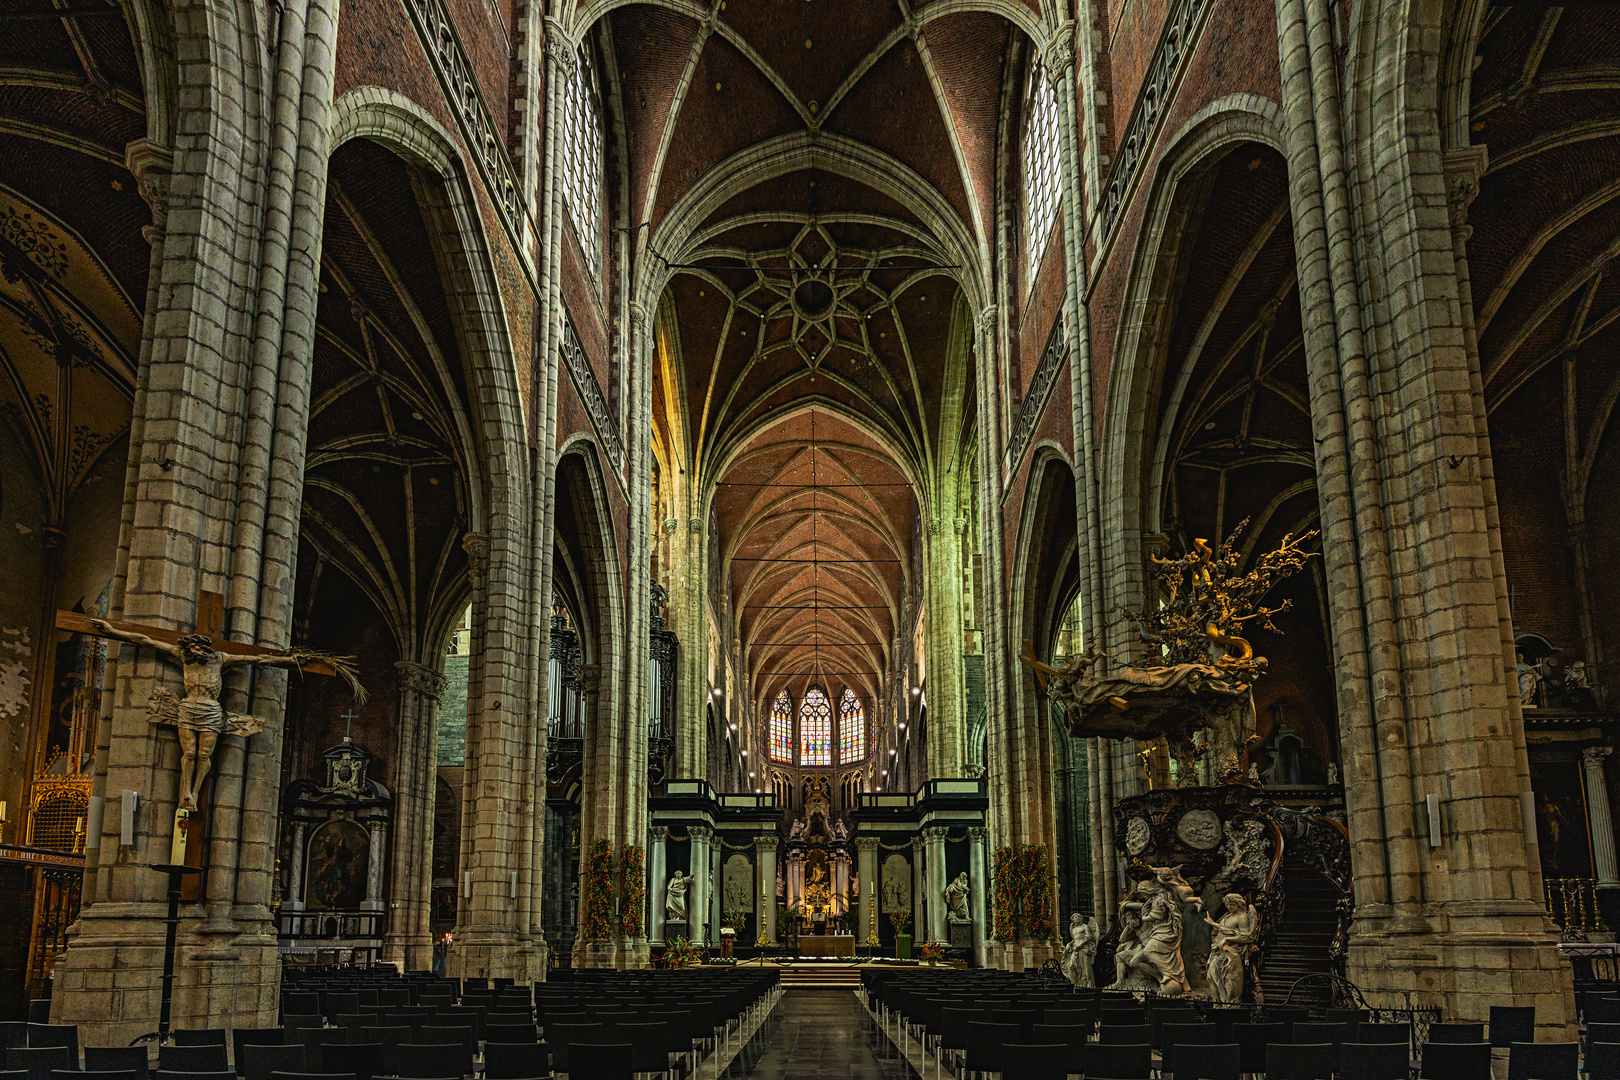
{"left": 92, "top": 620, "right": 313, "bottom": 811}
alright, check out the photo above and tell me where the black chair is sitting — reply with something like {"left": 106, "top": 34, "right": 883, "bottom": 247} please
{"left": 1099, "top": 1024, "right": 1154, "bottom": 1046}
{"left": 161, "top": 1046, "right": 228, "bottom": 1074}
{"left": 1083, "top": 1042, "right": 1151, "bottom": 1080}
{"left": 1506, "top": 1041, "right": 1577, "bottom": 1080}
{"left": 8, "top": 1046, "right": 72, "bottom": 1080}
{"left": 1001, "top": 1042, "right": 1066, "bottom": 1080}
{"left": 1267, "top": 1043, "right": 1335, "bottom": 1080}
{"left": 157, "top": 1071, "right": 236, "bottom": 1080}
{"left": 171, "top": 1032, "right": 226, "bottom": 1049}
{"left": 481, "top": 1045, "right": 547, "bottom": 1080}
{"left": 55, "top": 1071, "right": 137, "bottom": 1080}
{"left": 1340, "top": 1041, "right": 1410, "bottom": 1080}
{"left": 315, "top": 1045, "right": 380, "bottom": 1080}
{"left": 966, "top": 1022, "right": 1019, "bottom": 1079}
{"left": 1492, "top": 1006, "right": 1536, "bottom": 1051}
{"left": 481, "top": 1022, "right": 538, "bottom": 1045}
{"left": 26, "top": 1027, "right": 78, "bottom": 1067}
{"left": 1357, "top": 1023, "right": 1411, "bottom": 1044}
{"left": 1159, "top": 1023, "right": 1216, "bottom": 1074}
{"left": 1171, "top": 1042, "right": 1240, "bottom": 1080}
{"left": 542, "top": 1024, "right": 603, "bottom": 1075}
{"left": 1590, "top": 999, "right": 1620, "bottom": 1026}
{"left": 1590, "top": 1023, "right": 1620, "bottom": 1048}
{"left": 1427, "top": 1023, "right": 1486, "bottom": 1044}
{"left": 612, "top": 1023, "right": 667, "bottom": 1077}
{"left": 231, "top": 1030, "right": 284, "bottom": 1076}
{"left": 1588, "top": 1041, "right": 1620, "bottom": 1080}
{"left": 1040, "top": 1008, "right": 1090, "bottom": 1030}
{"left": 1232, "top": 1023, "right": 1288, "bottom": 1075}
{"left": 937, "top": 1010, "right": 973, "bottom": 1073}
{"left": 1418, "top": 1041, "right": 1491, "bottom": 1080}
{"left": 322, "top": 994, "right": 360, "bottom": 1024}
{"left": 242, "top": 1042, "right": 307, "bottom": 1080}
{"left": 1327, "top": 1008, "right": 1369, "bottom": 1030}
{"left": 1028, "top": 1023, "right": 1086, "bottom": 1076}
{"left": 560, "top": 1043, "right": 631, "bottom": 1080}
{"left": 84, "top": 1048, "right": 147, "bottom": 1074}
{"left": 1292, "top": 1022, "right": 1351, "bottom": 1047}
{"left": 389, "top": 1046, "right": 465, "bottom": 1080}
{"left": 1100, "top": 1007, "right": 1147, "bottom": 1028}
{"left": 269, "top": 1071, "right": 356, "bottom": 1080}
{"left": 0, "top": 1070, "right": 25, "bottom": 1080}
{"left": 281, "top": 995, "right": 320, "bottom": 1018}
{"left": 24, "top": 1007, "right": 47, "bottom": 1028}
{"left": 413, "top": 1030, "right": 473, "bottom": 1061}
{"left": 0, "top": 1025, "right": 24, "bottom": 1051}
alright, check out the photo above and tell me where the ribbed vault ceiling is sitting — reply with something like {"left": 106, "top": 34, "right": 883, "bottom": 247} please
{"left": 602, "top": 0, "right": 1026, "bottom": 715}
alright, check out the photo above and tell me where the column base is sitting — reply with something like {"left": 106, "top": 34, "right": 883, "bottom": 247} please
{"left": 572, "top": 936, "right": 618, "bottom": 969}
{"left": 445, "top": 935, "right": 543, "bottom": 982}
{"left": 1347, "top": 909, "right": 1575, "bottom": 1037}
{"left": 382, "top": 933, "right": 435, "bottom": 973}
{"left": 51, "top": 905, "right": 280, "bottom": 1047}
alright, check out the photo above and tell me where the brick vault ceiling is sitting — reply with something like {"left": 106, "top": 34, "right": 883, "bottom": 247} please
{"left": 597, "top": 0, "right": 1034, "bottom": 705}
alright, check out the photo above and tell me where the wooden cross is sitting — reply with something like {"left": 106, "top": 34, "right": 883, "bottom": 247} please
{"left": 339, "top": 707, "right": 359, "bottom": 739}
{"left": 56, "top": 589, "right": 338, "bottom": 675}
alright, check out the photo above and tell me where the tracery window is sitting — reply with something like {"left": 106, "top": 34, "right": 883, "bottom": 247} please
{"left": 838, "top": 688, "right": 865, "bottom": 764}
{"left": 770, "top": 689, "right": 793, "bottom": 763}
{"left": 561, "top": 43, "right": 604, "bottom": 279}
{"left": 1023, "top": 66, "right": 1061, "bottom": 272}
{"left": 800, "top": 686, "right": 832, "bottom": 767}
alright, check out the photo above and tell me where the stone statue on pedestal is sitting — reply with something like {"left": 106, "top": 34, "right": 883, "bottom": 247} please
{"left": 1204, "top": 893, "right": 1259, "bottom": 1003}
{"left": 1062, "top": 913, "right": 1099, "bottom": 988}
{"left": 944, "top": 871, "right": 971, "bottom": 924}
{"left": 1109, "top": 869, "right": 1193, "bottom": 995}
{"left": 666, "top": 870, "right": 690, "bottom": 922}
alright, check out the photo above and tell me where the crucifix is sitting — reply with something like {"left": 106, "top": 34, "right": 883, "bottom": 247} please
{"left": 339, "top": 707, "right": 359, "bottom": 742}
{"left": 57, "top": 590, "right": 358, "bottom": 847}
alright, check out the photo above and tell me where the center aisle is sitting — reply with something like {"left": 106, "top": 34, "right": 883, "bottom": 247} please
{"left": 727, "top": 989, "right": 908, "bottom": 1079}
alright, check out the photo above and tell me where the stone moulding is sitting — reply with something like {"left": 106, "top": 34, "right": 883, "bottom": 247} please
{"left": 1097, "top": 0, "right": 1216, "bottom": 254}
{"left": 1003, "top": 315, "right": 1068, "bottom": 477}
{"left": 400, "top": 0, "right": 529, "bottom": 258}
{"left": 560, "top": 313, "right": 625, "bottom": 471}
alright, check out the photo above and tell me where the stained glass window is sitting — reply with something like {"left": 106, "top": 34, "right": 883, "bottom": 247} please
{"left": 1023, "top": 66, "right": 1061, "bottom": 271}
{"left": 839, "top": 688, "right": 865, "bottom": 764}
{"left": 561, "top": 45, "right": 603, "bottom": 279}
{"left": 800, "top": 686, "right": 832, "bottom": 766}
{"left": 770, "top": 690, "right": 793, "bottom": 763}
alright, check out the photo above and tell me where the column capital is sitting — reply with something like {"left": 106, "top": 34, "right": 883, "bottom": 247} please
{"left": 1443, "top": 144, "right": 1489, "bottom": 234}
{"left": 462, "top": 532, "right": 491, "bottom": 575}
{"left": 923, "top": 825, "right": 949, "bottom": 843}
{"left": 910, "top": 835, "right": 925, "bottom": 852}
{"left": 855, "top": 835, "right": 880, "bottom": 853}
{"left": 543, "top": 29, "right": 576, "bottom": 73}
{"left": 649, "top": 825, "right": 669, "bottom": 840}
{"left": 1585, "top": 746, "right": 1613, "bottom": 769}
{"left": 967, "top": 826, "right": 988, "bottom": 842}
{"left": 124, "top": 138, "right": 172, "bottom": 245}
{"left": 395, "top": 660, "right": 448, "bottom": 701}
{"left": 689, "top": 824, "right": 714, "bottom": 843}
{"left": 754, "top": 834, "right": 779, "bottom": 851}
{"left": 577, "top": 663, "right": 600, "bottom": 694}
{"left": 1041, "top": 23, "right": 1076, "bottom": 75}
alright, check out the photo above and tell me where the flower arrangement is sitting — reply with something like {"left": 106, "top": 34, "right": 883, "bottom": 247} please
{"left": 581, "top": 838, "right": 615, "bottom": 939}
{"left": 919, "top": 941, "right": 944, "bottom": 965}
{"left": 664, "top": 936, "right": 701, "bottom": 968}
{"left": 887, "top": 906, "right": 912, "bottom": 935}
{"left": 993, "top": 843, "right": 1055, "bottom": 941}
{"left": 618, "top": 844, "right": 645, "bottom": 937}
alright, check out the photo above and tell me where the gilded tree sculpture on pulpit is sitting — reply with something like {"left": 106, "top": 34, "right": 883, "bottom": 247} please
{"left": 1022, "top": 522, "right": 1315, "bottom": 783}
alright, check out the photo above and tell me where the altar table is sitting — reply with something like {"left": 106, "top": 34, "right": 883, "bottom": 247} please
{"left": 799, "top": 933, "right": 856, "bottom": 958}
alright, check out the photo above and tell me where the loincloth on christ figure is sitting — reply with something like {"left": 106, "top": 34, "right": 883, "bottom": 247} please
{"left": 147, "top": 689, "right": 266, "bottom": 737}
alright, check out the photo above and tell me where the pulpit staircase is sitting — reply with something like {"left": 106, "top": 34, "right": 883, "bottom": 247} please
{"left": 1258, "top": 849, "right": 1342, "bottom": 1006}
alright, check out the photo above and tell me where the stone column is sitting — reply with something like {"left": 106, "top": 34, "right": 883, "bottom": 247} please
{"left": 968, "top": 826, "right": 990, "bottom": 966}
{"left": 857, "top": 836, "right": 879, "bottom": 944}
{"left": 832, "top": 849, "right": 850, "bottom": 918}
{"left": 387, "top": 660, "right": 446, "bottom": 970}
{"left": 649, "top": 825, "right": 668, "bottom": 945}
{"left": 924, "top": 826, "right": 949, "bottom": 943}
{"left": 911, "top": 836, "right": 927, "bottom": 944}
{"left": 364, "top": 819, "right": 388, "bottom": 912}
{"left": 1584, "top": 748, "right": 1619, "bottom": 889}
{"left": 786, "top": 852, "right": 803, "bottom": 911}
{"left": 755, "top": 834, "right": 779, "bottom": 944}
{"left": 689, "top": 826, "right": 712, "bottom": 945}
{"left": 286, "top": 821, "right": 310, "bottom": 912}
{"left": 710, "top": 836, "right": 722, "bottom": 943}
